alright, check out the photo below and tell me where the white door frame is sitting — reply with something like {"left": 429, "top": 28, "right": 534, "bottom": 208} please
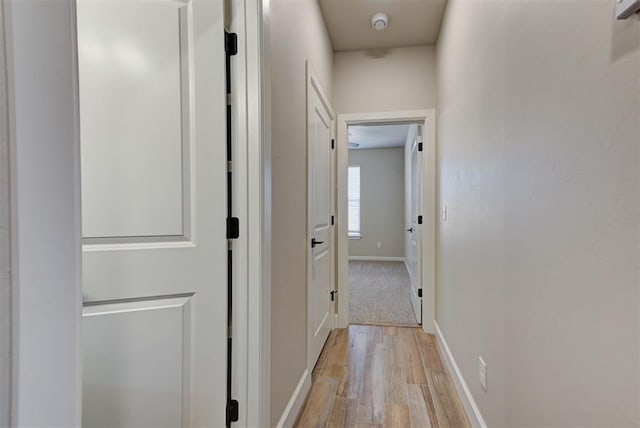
{"left": 234, "top": 0, "right": 272, "bottom": 426}
{"left": 0, "top": 2, "right": 12, "bottom": 424}
{"left": 336, "top": 110, "right": 437, "bottom": 334}
{"left": 306, "top": 62, "right": 336, "bottom": 374}
{"left": 3, "top": 0, "right": 272, "bottom": 425}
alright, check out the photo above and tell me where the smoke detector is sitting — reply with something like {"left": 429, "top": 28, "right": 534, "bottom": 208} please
{"left": 371, "top": 13, "right": 389, "bottom": 31}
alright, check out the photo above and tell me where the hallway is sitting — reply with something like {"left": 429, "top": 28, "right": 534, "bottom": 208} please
{"left": 296, "top": 325, "right": 469, "bottom": 427}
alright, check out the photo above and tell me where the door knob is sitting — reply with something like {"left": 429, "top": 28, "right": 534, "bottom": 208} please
{"left": 311, "top": 238, "right": 324, "bottom": 248}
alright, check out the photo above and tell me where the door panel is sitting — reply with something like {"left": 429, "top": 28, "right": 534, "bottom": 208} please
{"left": 307, "top": 72, "right": 334, "bottom": 370}
{"left": 408, "top": 128, "right": 423, "bottom": 324}
{"left": 82, "top": 297, "right": 191, "bottom": 427}
{"left": 78, "top": 0, "right": 227, "bottom": 426}
{"left": 78, "top": 0, "right": 189, "bottom": 239}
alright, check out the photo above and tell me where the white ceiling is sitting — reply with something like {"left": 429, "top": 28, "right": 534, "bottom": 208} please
{"left": 348, "top": 124, "right": 411, "bottom": 150}
{"left": 318, "top": 0, "right": 448, "bottom": 52}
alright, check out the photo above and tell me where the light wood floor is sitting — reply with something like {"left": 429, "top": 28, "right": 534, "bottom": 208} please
{"left": 295, "top": 325, "right": 470, "bottom": 428}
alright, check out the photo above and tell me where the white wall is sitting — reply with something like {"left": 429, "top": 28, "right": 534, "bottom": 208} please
{"left": 348, "top": 148, "right": 405, "bottom": 258}
{"left": 4, "top": 0, "right": 82, "bottom": 425}
{"left": 269, "top": 0, "right": 333, "bottom": 424}
{"left": 437, "top": 0, "right": 640, "bottom": 425}
{"left": 333, "top": 45, "right": 437, "bottom": 114}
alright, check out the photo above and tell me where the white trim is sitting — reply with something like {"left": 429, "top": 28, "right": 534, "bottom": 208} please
{"left": 0, "top": 2, "right": 10, "bottom": 424}
{"left": 337, "top": 110, "right": 437, "bottom": 335}
{"left": 5, "top": 0, "right": 83, "bottom": 424}
{"left": 242, "top": 0, "right": 271, "bottom": 425}
{"left": 434, "top": 321, "right": 488, "bottom": 428}
{"left": 275, "top": 369, "right": 311, "bottom": 428}
{"left": 348, "top": 256, "right": 405, "bottom": 262}
{"left": 227, "top": 0, "right": 271, "bottom": 426}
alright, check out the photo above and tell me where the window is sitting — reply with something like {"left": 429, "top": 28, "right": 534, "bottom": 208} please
{"left": 348, "top": 165, "right": 361, "bottom": 238}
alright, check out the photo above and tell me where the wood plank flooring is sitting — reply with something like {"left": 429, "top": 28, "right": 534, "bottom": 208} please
{"left": 295, "top": 325, "right": 470, "bottom": 428}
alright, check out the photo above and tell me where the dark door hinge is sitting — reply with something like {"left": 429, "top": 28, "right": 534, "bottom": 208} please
{"left": 331, "top": 215, "right": 335, "bottom": 225}
{"left": 227, "top": 217, "right": 240, "bottom": 239}
{"left": 225, "top": 32, "right": 238, "bottom": 56}
{"left": 418, "top": 215, "right": 423, "bottom": 225}
{"left": 418, "top": 142, "right": 423, "bottom": 152}
{"left": 331, "top": 139, "right": 335, "bottom": 149}
{"left": 418, "top": 288, "right": 423, "bottom": 298}
{"left": 330, "top": 290, "right": 337, "bottom": 301}
{"left": 227, "top": 399, "right": 239, "bottom": 423}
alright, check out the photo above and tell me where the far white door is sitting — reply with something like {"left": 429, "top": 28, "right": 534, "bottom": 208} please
{"left": 408, "top": 129, "right": 423, "bottom": 324}
{"left": 307, "top": 65, "right": 335, "bottom": 370}
{"left": 78, "top": 0, "right": 228, "bottom": 426}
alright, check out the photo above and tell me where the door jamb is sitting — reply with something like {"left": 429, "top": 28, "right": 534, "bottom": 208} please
{"left": 336, "top": 110, "right": 437, "bottom": 334}
{"left": 233, "top": 0, "right": 272, "bottom": 426}
{"left": 0, "top": 2, "right": 11, "bottom": 424}
{"left": 229, "top": 0, "right": 271, "bottom": 426}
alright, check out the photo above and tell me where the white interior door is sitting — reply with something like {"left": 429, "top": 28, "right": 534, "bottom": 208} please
{"left": 78, "top": 0, "right": 227, "bottom": 426}
{"left": 307, "top": 68, "right": 335, "bottom": 370}
{"left": 408, "top": 128, "right": 423, "bottom": 324}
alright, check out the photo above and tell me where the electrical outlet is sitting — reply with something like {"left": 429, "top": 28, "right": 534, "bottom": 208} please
{"left": 442, "top": 204, "right": 448, "bottom": 221}
{"left": 376, "top": 242, "right": 382, "bottom": 249}
{"left": 479, "top": 357, "right": 487, "bottom": 391}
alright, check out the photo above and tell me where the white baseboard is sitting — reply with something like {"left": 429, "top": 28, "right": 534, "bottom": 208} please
{"left": 276, "top": 369, "right": 311, "bottom": 428}
{"left": 348, "top": 256, "right": 405, "bottom": 262}
{"left": 433, "top": 321, "right": 487, "bottom": 428}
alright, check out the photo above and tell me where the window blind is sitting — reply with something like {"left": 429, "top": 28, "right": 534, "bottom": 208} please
{"left": 348, "top": 165, "right": 361, "bottom": 236}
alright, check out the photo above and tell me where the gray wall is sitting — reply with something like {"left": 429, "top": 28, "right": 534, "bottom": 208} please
{"left": 269, "top": 0, "right": 334, "bottom": 424}
{"left": 333, "top": 45, "right": 437, "bottom": 114}
{"left": 349, "top": 148, "right": 405, "bottom": 258}
{"left": 437, "top": 0, "right": 640, "bottom": 425}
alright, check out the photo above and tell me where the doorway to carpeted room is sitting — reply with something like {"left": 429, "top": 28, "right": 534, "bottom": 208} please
{"left": 348, "top": 260, "right": 418, "bottom": 326}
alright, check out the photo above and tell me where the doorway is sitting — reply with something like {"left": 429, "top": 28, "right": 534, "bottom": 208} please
{"left": 336, "top": 110, "right": 437, "bottom": 334}
{"left": 347, "top": 123, "right": 422, "bottom": 326}
{"left": 76, "top": 1, "right": 236, "bottom": 426}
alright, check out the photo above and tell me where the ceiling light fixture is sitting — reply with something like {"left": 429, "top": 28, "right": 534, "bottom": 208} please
{"left": 371, "top": 13, "right": 389, "bottom": 31}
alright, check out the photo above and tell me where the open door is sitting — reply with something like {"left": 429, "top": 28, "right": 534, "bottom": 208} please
{"left": 407, "top": 126, "right": 423, "bottom": 324}
{"left": 78, "top": 0, "right": 228, "bottom": 425}
{"left": 306, "top": 64, "right": 335, "bottom": 371}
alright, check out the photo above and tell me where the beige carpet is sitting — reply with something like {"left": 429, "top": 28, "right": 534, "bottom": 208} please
{"left": 349, "top": 260, "right": 418, "bottom": 326}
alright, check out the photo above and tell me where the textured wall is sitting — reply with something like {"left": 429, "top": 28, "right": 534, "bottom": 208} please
{"left": 348, "top": 148, "right": 405, "bottom": 258}
{"left": 437, "top": 0, "right": 640, "bottom": 425}
{"left": 269, "top": 0, "right": 334, "bottom": 424}
{"left": 333, "top": 45, "right": 436, "bottom": 115}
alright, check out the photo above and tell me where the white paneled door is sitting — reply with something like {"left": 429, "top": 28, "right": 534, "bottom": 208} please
{"left": 307, "top": 65, "right": 335, "bottom": 371}
{"left": 408, "top": 128, "right": 423, "bottom": 324}
{"left": 78, "top": 0, "right": 227, "bottom": 426}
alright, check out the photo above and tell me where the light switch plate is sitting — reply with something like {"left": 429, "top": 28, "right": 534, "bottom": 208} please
{"left": 442, "top": 204, "right": 448, "bottom": 221}
{"left": 616, "top": 0, "right": 640, "bottom": 19}
{"left": 479, "top": 356, "right": 487, "bottom": 391}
